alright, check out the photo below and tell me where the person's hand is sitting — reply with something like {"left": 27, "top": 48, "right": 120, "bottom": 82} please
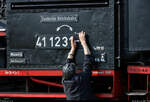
{"left": 79, "top": 31, "right": 86, "bottom": 46}
{"left": 70, "top": 36, "right": 77, "bottom": 51}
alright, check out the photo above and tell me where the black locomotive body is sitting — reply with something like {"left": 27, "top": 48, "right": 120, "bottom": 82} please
{"left": 121, "top": 0, "right": 150, "bottom": 66}
{"left": 6, "top": 0, "right": 116, "bottom": 69}
{"left": 2, "top": 0, "right": 150, "bottom": 70}
{"left": 0, "top": 0, "right": 150, "bottom": 100}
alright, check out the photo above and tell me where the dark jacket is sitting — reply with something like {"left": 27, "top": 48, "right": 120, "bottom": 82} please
{"left": 62, "top": 55, "right": 97, "bottom": 101}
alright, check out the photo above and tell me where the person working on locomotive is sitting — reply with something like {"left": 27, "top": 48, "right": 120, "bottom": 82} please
{"left": 62, "top": 31, "right": 97, "bottom": 100}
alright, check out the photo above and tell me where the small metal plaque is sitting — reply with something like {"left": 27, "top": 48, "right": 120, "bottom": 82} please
{"left": 40, "top": 14, "right": 78, "bottom": 23}
{"left": 10, "top": 52, "right": 23, "bottom": 57}
{"left": 10, "top": 58, "right": 26, "bottom": 64}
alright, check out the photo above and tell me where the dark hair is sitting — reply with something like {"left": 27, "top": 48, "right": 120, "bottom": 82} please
{"left": 63, "top": 63, "right": 76, "bottom": 80}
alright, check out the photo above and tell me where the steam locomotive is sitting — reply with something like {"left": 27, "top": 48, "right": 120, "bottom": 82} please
{"left": 0, "top": 0, "right": 150, "bottom": 101}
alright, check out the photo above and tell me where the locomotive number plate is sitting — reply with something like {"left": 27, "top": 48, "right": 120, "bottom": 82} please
{"left": 35, "top": 35, "right": 71, "bottom": 49}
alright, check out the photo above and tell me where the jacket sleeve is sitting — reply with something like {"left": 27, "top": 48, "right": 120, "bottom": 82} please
{"left": 62, "top": 58, "right": 75, "bottom": 84}
{"left": 83, "top": 55, "right": 92, "bottom": 76}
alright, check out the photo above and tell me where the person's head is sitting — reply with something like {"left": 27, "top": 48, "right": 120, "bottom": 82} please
{"left": 63, "top": 63, "right": 76, "bottom": 80}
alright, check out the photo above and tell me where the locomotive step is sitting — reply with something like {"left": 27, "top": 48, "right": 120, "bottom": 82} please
{"left": 126, "top": 91, "right": 148, "bottom": 96}
{"left": 0, "top": 48, "right": 6, "bottom": 50}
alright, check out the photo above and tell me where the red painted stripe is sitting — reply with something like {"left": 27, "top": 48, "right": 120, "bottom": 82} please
{"left": 92, "top": 70, "right": 114, "bottom": 76}
{"left": 128, "top": 66, "right": 150, "bottom": 74}
{"left": 0, "top": 32, "right": 6, "bottom": 36}
{"left": 0, "top": 93, "right": 113, "bottom": 98}
{"left": 0, "top": 93, "right": 66, "bottom": 98}
{"left": 0, "top": 70, "right": 115, "bottom": 76}
{"left": 0, "top": 70, "right": 62, "bottom": 76}
{"left": 30, "top": 77, "right": 63, "bottom": 88}
{"left": 96, "top": 94, "right": 113, "bottom": 98}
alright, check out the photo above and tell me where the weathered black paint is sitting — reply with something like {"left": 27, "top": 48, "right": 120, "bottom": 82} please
{"left": 128, "top": 0, "right": 150, "bottom": 51}
{"left": 120, "top": 0, "right": 150, "bottom": 65}
{"left": 6, "top": 0, "right": 115, "bottom": 69}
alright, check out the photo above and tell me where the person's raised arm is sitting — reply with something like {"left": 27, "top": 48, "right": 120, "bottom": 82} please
{"left": 79, "top": 31, "right": 92, "bottom": 74}
{"left": 62, "top": 36, "right": 77, "bottom": 81}
{"left": 79, "top": 31, "right": 91, "bottom": 56}
{"left": 67, "top": 36, "right": 77, "bottom": 63}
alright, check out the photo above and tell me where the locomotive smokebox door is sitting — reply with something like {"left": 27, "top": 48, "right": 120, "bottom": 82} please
{"left": 6, "top": 0, "right": 116, "bottom": 69}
